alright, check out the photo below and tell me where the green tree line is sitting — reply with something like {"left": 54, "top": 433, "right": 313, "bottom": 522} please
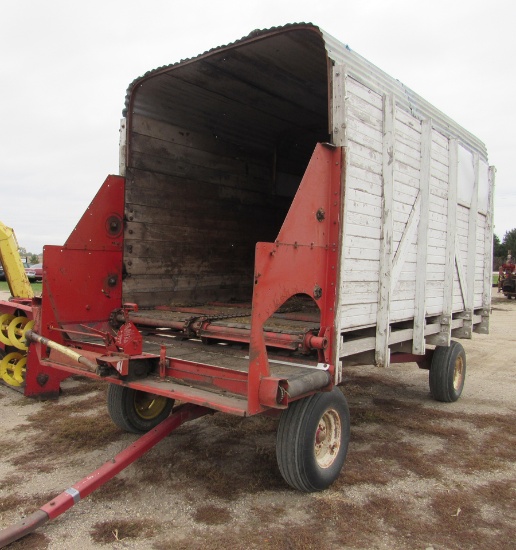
{"left": 493, "top": 228, "right": 516, "bottom": 269}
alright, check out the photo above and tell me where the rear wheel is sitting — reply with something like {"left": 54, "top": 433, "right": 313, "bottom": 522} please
{"left": 276, "top": 388, "right": 350, "bottom": 492}
{"left": 429, "top": 341, "right": 466, "bottom": 402}
{"left": 107, "top": 385, "right": 174, "bottom": 433}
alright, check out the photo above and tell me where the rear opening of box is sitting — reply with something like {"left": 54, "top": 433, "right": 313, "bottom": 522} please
{"left": 121, "top": 28, "right": 330, "bottom": 364}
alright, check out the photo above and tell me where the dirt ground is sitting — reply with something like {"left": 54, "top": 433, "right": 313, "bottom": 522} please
{"left": 0, "top": 291, "right": 515, "bottom": 550}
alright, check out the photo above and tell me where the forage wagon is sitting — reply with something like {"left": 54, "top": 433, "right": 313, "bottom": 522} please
{"left": 0, "top": 23, "right": 494, "bottom": 494}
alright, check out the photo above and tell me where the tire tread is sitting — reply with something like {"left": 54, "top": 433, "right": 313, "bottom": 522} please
{"left": 429, "top": 341, "right": 466, "bottom": 402}
{"left": 276, "top": 388, "right": 350, "bottom": 492}
{"left": 107, "top": 384, "right": 174, "bottom": 433}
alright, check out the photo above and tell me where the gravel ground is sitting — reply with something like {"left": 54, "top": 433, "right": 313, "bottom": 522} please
{"left": 0, "top": 290, "right": 514, "bottom": 549}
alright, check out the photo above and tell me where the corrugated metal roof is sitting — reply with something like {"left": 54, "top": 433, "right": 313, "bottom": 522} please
{"left": 124, "top": 23, "right": 487, "bottom": 160}
{"left": 123, "top": 23, "right": 320, "bottom": 117}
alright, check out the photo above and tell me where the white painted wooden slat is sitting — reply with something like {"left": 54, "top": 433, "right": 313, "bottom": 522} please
{"left": 430, "top": 185, "right": 448, "bottom": 200}
{"left": 431, "top": 146, "right": 450, "bottom": 165}
{"left": 342, "top": 237, "right": 381, "bottom": 254}
{"left": 391, "top": 193, "right": 421, "bottom": 289}
{"left": 349, "top": 141, "right": 382, "bottom": 165}
{"left": 394, "top": 158, "right": 421, "bottom": 178}
{"left": 441, "top": 139, "right": 459, "bottom": 346}
{"left": 347, "top": 163, "right": 383, "bottom": 185}
{"left": 394, "top": 141, "right": 422, "bottom": 166}
{"left": 348, "top": 155, "right": 383, "bottom": 176}
{"left": 346, "top": 115, "right": 383, "bottom": 146}
{"left": 394, "top": 169, "right": 421, "bottom": 189}
{"left": 346, "top": 178, "right": 383, "bottom": 198}
{"left": 396, "top": 108, "right": 422, "bottom": 133}
{"left": 341, "top": 336, "right": 377, "bottom": 356}
{"left": 344, "top": 222, "right": 382, "bottom": 240}
{"left": 375, "top": 93, "right": 395, "bottom": 368}
{"left": 413, "top": 119, "right": 432, "bottom": 354}
{"left": 346, "top": 211, "right": 383, "bottom": 228}
{"left": 475, "top": 165, "right": 496, "bottom": 334}
{"left": 455, "top": 232, "right": 469, "bottom": 304}
{"left": 332, "top": 65, "right": 347, "bottom": 147}
{"left": 336, "top": 70, "right": 492, "bottom": 358}
{"left": 432, "top": 130, "right": 449, "bottom": 150}
{"left": 346, "top": 188, "right": 383, "bottom": 208}
{"left": 393, "top": 188, "right": 419, "bottom": 207}
{"left": 347, "top": 77, "right": 384, "bottom": 108}
{"left": 346, "top": 81, "right": 384, "bottom": 108}
{"left": 466, "top": 153, "right": 480, "bottom": 311}
{"left": 119, "top": 118, "right": 127, "bottom": 176}
{"left": 332, "top": 64, "right": 348, "bottom": 384}
{"left": 343, "top": 247, "right": 381, "bottom": 261}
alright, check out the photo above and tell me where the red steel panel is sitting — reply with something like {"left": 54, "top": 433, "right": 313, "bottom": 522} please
{"left": 248, "top": 144, "right": 342, "bottom": 413}
{"left": 64, "top": 175, "right": 125, "bottom": 250}
{"left": 25, "top": 175, "right": 125, "bottom": 396}
{"left": 41, "top": 175, "right": 124, "bottom": 329}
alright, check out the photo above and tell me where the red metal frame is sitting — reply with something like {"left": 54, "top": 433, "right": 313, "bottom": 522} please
{"left": 247, "top": 143, "right": 342, "bottom": 413}
{"left": 23, "top": 146, "right": 342, "bottom": 415}
{"left": 24, "top": 175, "right": 124, "bottom": 397}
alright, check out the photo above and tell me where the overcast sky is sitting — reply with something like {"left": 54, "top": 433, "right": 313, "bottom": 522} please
{"left": 1, "top": 0, "right": 514, "bottom": 254}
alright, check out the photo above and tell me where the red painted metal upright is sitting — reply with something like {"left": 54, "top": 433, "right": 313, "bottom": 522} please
{"left": 24, "top": 175, "right": 125, "bottom": 398}
{"left": 247, "top": 144, "right": 342, "bottom": 413}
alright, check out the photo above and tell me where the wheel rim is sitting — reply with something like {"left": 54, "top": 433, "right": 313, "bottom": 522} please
{"left": 133, "top": 391, "right": 168, "bottom": 420}
{"left": 453, "top": 355, "right": 465, "bottom": 391}
{"left": 314, "top": 408, "right": 342, "bottom": 469}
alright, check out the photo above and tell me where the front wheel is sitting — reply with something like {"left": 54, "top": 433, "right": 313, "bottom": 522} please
{"left": 429, "top": 341, "right": 466, "bottom": 402}
{"left": 107, "top": 385, "right": 174, "bottom": 433}
{"left": 276, "top": 388, "right": 350, "bottom": 492}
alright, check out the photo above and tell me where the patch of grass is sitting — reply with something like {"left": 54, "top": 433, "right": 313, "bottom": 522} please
{"left": 314, "top": 490, "right": 486, "bottom": 549}
{"left": 0, "top": 473, "right": 24, "bottom": 491}
{"left": 7, "top": 532, "right": 49, "bottom": 549}
{"left": 90, "top": 518, "right": 161, "bottom": 544}
{"left": 60, "top": 379, "right": 107, "bottom": 397}
{"left": 250, "top": 503, "right": 287, "bottom": 524}
{"left": 90, "top": 476, "right": 134, "bottom": 502}
{"left": 153, "top": 518, "right": 325, "bottom": 550}
{"left": 0, "top": 491, "right": 58, "bottom": 515}
{"left": 0, "top": 281, "right": 41, "bottom": 294}
{"left": 149, "top": 482, "right": 516, "bottom": 550}
{"left": 193, "top": 504, "right": 232, "bottom": 525}
{"left": 0, "top": 440, "right": 19, "bottom": 456}
{"left": 342, "top": 375, "right": 516, "bottom": 486}
{"left": 0, "top": 494, "right": 26, "bottom": 513}
{"left": 134, "top": 417, "right": 283, "bottom": 500}
{"left": 12, "top": 407, "right": 123, "bottom": 467}
{"left": 210, "top": 413, "right": 278, "bottom": 435}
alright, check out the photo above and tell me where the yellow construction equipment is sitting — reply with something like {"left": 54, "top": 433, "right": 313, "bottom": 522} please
{"left": 0, "top": 221, "right": 34, "bottom": 299}
{"left": 0, "top": 221, "right": 34, "bottom": 388}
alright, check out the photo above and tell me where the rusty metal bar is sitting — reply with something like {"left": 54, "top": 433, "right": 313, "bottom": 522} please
{"left": 286, "top": 370, "right": 331, "bottom": 399}
{"left": 120, "top": 314, "right": 185, "bottom": 331}
{"left": 127, "top": 312, "right": 322, "bottom": 353}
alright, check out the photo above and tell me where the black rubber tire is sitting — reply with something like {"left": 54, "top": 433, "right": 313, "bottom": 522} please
{"left": 107, "top": 384, "right": 174, "bottom": 434}
{"left": 429, "top": 341, "right": 466, "bottom": 402}
{"left": 276, "top": 388, "right": 350, "bottom": 492}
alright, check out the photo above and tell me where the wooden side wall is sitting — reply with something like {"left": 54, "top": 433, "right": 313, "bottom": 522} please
{"left": 123, "top": 114, "right": 291, "bottom": 306}
{"left": 338, "top": 74, "right": 491, "bottom": 342}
